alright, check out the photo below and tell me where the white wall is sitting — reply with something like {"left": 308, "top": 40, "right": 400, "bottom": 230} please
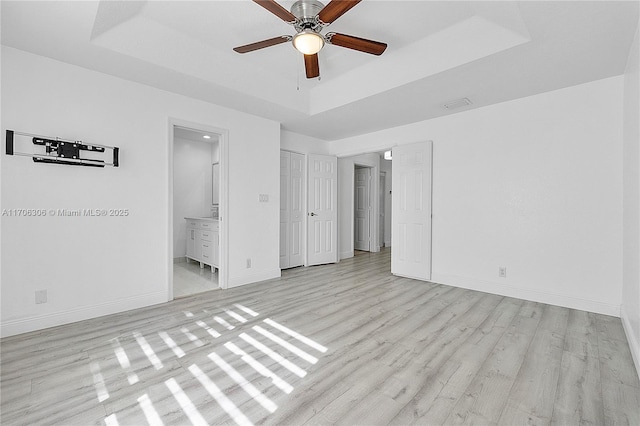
{"left": 329, "top": 76, "right": 624, "bottom": 316}
{"left": 338, "top": 153, "right": 380, "bottom": 260}
{"left": 281, "top": 130, "right": 329, "bottom": 154}
{"left": 173, "top": 138, "right": 217, "bottom": 258}
{"left": 1, "top": 47, "right": 281, "bottom": 337}
{"left": 380, "top": 157, "right": 392, "bottom": 247}
{"left": 622, "top": 17, "right": 640, "bottom": 378}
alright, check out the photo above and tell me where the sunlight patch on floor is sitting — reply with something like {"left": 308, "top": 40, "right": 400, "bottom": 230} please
{"left": 137, "top": 394, "right": 164, "bottom": 426}
{"left": 165, "top": 378, "right": 208, "bottom": 426}
{"left": 97, "top": 302, "right": 329, "bottom": 425}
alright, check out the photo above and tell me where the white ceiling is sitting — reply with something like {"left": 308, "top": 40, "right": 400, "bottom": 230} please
{"left": 174, "top": 126, "right": 219, "bottom": 143}
{"left": 2, "top": 1, "right": 638, "bottom": 141}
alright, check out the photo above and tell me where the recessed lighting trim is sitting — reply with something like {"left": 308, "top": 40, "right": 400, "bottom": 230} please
{"left": 203, "top": 135, "right": 211, "bottom": 139}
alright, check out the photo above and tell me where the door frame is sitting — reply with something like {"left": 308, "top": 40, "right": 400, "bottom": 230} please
{"left": 167, "top": 118, "right": 230, "bottom": 300}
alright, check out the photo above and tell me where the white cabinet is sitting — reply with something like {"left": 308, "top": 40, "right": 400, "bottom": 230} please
{"left": 187, "top": 226, "right": 197, "bottom": 259}
{"left": 280, "top": 151, "right": 305, "bottom": 269}
{"left": 185, "top": 218, "right": 219, "bottom": 272}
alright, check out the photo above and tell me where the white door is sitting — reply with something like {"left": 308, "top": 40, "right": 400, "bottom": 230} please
{"left": 307, "top": 154, "right": 338, "bottom": 266}
{"left": 392, "top": 141, "right": 433, "bottom": 280}
{"left": 280, "top": 151, "right": 305, "bottom": 269}
{"left": 289, "top": 152, "right": 304, "bottom": 267}
{"left": 354, "top": 167, "right": 371, "bottom": 251}
{"left": 379, "top": 172, "right": 385, "bottom": 248}
{"left": 280, "top": 151, "right": 290, "bottom": 268}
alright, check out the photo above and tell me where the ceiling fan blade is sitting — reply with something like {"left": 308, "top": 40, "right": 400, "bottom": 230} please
{"left": 233, "top": 36, "right": 291, "bottom": 53}
{"left": 253, "top": 0, "right": 297, "bottom": 23}
{"left": 326, "top": 32, "right": 387, "bottom": 55}
{"left": 304, "top": 54, "right": 320, "bottom": 79}
{"left": 317, "top": 0, "right": 361, "bottom": 24}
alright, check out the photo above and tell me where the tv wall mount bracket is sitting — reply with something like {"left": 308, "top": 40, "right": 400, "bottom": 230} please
{"left": 5, "top": 129, "right": 119, "bottom": 168}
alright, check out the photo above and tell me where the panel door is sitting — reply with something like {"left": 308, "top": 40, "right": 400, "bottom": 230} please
{"left": 280, "top": 151, "right": 291, "bottom": 269}
{"left": 307, "top": 154, "right": 338, "bottom": 266}
{"left": 354, "top": 167, "right": 371, "bottom": 251}
{"left": 379, "top": 172, "right": 385, "bottom": 248}
{"left": 289, "top": 152, "right": 305, "bottom": 268}
{"left": 391, "top": 141, "right": 433, "bottom": 280}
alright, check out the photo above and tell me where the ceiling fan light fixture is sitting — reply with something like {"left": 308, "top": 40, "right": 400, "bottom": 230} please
{"left": 293, "top": 30, "right": 324, "bottom": 55}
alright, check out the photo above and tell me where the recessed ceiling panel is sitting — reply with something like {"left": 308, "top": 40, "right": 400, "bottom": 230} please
{"left": 1, "top": 0, "right": 638, "bottom": 141}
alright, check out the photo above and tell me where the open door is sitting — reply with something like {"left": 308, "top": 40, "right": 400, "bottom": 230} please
{"left": 391, "top": 141, "right": 433, "bottom": 280}
{"left": 307, "top": 154, "right": 338, "bottom": 266}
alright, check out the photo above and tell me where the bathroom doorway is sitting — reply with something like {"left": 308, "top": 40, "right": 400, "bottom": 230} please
{"left": 168, "top": 120, "right": 228, "bottom": 299}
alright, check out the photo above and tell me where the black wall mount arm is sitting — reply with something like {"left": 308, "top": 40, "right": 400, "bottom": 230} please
{"left": 5, "top": 129, "right": 120, "bottom": 167}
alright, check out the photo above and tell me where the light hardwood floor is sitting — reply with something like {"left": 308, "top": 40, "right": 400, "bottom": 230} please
{"left": 1, "top": 249, "right": 639, "bottom": 425}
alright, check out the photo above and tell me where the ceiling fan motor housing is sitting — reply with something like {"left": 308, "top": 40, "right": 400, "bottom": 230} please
{"left": 291, "top": 0, "right": 325, "bottom": 32}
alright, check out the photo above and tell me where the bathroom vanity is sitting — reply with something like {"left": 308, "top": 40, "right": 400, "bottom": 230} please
{"left": 185, "top": 217, "right": 219, "bottom": 272}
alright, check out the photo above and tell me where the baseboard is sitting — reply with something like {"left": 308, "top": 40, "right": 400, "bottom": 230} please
{"left": 0, "top": 290, "right": 168, "bottom": 338}
{"left": 340, "top": 250, "right": 354, "bottom": 260}
{"left": 620, "top": 304, "right": 640, "bottom": 381}
{"left": 227, "top": 268, "right": 281, "bottom": 289}
{"left": 430, "top": 273, "right": 621, "bottom": 317}
{"left": 173, "top": 256, "right": 187, "bottom": 264}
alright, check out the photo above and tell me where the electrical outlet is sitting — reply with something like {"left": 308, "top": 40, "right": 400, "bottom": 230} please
{"left": 246, "top": 258, "right": 251, "bottom": 268}
{"left": 499, "top": 267, "right": 507, "bottom": 278}
{"left": 259, "top": 194, "right": 269, "bottom": 203}
{"left": 35, "top": 290, "right": 47, "bottom": 304}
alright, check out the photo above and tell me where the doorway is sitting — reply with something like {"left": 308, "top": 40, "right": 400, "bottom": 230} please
{"left": 354, "top": 165, "right": 373, "bottom": 252}
{"left": 168, "top": 120, "right": 229, "bottom": 300}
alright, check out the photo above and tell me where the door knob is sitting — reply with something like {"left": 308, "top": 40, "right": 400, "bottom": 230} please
{"left": 309, "top": 212, "right": 317, "bottom": 216}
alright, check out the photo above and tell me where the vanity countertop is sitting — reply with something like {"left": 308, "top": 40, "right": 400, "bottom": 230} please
{"left": 185, "top": 217, "right": 219, "bottom": 221}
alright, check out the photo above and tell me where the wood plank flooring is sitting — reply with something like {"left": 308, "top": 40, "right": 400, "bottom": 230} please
{"left": 1, "top": 249, "right": 639, "bottom": 425}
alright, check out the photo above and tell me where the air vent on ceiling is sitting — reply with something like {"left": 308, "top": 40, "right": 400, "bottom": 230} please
{"left": 443, "top": 97, "right": 472, "bottom": 110}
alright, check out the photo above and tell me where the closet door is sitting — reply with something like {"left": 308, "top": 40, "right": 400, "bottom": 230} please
{"left": 280, "top": 151, "right": 291, "bottom": 269}
{"left": 289, "top": 152, "right": 304, "bottom": 267}
{"left": 280, "top": 151, "right": 305, "bottom": 269}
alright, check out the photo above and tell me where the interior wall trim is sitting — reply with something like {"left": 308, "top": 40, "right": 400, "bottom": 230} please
{"left": 430, "top": 273, "right": 621, "bottom": 317}
{"left": 227, "top": 268, "right": 281, "bottom": 289}
{"left": 0, "top": 291, "right": 168, "bottom": 338}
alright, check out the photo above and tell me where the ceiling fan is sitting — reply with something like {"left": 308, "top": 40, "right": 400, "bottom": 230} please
{"left": 233, "top": 0, "right": 388, "bottom": 79}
